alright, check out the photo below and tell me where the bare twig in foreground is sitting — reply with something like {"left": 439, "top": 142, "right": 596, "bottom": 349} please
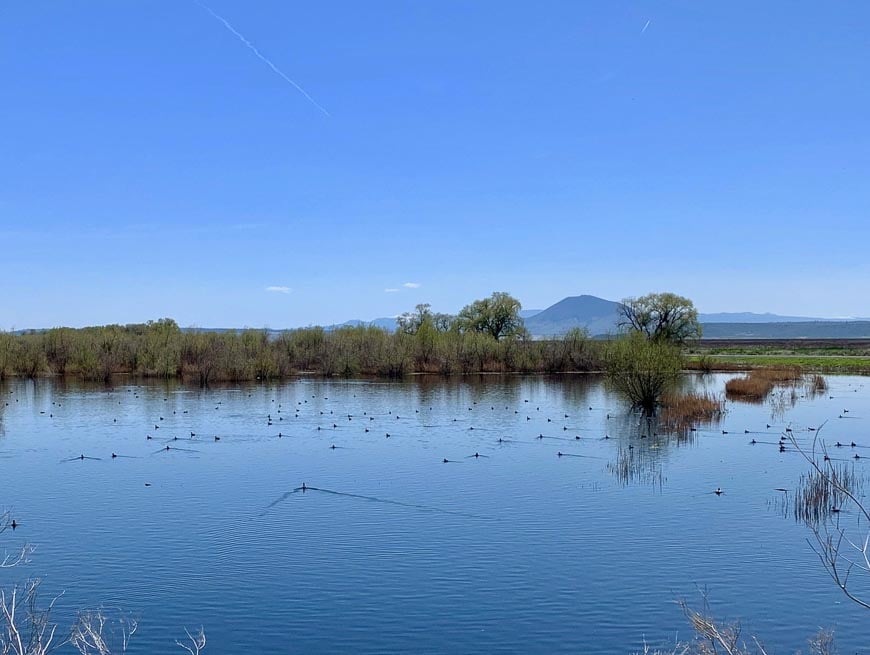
{"left": 176, "top": 627, "right": 206, "bottom": 654}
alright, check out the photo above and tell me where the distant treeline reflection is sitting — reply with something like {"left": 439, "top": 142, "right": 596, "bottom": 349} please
{"left": 0, "top": 319, "right": 602, "bottom": 384}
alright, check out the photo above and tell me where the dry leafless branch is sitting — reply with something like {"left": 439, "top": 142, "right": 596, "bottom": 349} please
{"left": 0, "top": 579, "right": 62, "bottom": 655}
{"left": 0, "top": 512, "right": 33, "bottom": 570}
{"left": 69, "top": 609, "right": 139, "bottom": 655}
{"left": 175, "top": 627, "right": 206, "bottom": 654}
{"left": 789, "top": 424, "right": 870, "bottom": 611}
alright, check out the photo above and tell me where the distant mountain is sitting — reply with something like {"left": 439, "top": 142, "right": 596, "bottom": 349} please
{"left": 520, "top": 295, "right": 870, "bottom": 338}
{"left": 524, "top": 295, "right": 622, "bottom": 337}
{"left": 174, "top": 297, "right": 866, "bottom": 339}
{"left": 12, "top": 302, "right": 870, "bottom": 340}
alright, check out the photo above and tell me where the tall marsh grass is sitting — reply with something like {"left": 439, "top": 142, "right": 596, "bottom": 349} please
{"left": 660, "top": 392, "right": 724, "bottom": 433}
{"left": 793, "top": 462, "right": 863, "bottom": 525}
{"left": 725, "top": 366, "right": 825, "bottom": 403}
{"left": 724, "top": 375, "right": 774, "bottom": 401}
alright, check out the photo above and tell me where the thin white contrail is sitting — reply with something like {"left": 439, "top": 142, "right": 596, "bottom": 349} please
{"left": 194, "top": 0, "right": 330, "bottom": 116}
{"left": 641, "top": 19, "right": 651, "bottom": 34}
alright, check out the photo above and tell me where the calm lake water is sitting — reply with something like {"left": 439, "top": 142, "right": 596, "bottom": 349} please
{"left": 1, "top": 374, "right": 868, "bottom": 654}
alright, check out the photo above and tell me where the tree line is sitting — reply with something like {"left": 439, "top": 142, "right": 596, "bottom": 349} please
{"left": 0, "top": 294, "right": 600, "bottom": 383}
{"left": 0, "top": 291, "right": 703, "bottom": 395}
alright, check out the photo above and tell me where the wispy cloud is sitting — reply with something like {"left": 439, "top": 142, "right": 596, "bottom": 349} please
{"left": 402, "top": 282, "right": 421, "bottom": 289}
{"left": 384, "top": 288, "right": 399, "bottom": 293}
{"left": 265, "top": 286, "right": 292, "bottom": 294}
{"left": 194, "top": 0, "right": 330, "bottom": 117}
{"left": 641, "top": 19, "right": 651, "bottom": 34}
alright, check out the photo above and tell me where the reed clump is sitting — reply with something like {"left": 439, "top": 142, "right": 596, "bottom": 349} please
{"left": 724, "top": 375, "right": 774, "bottom": 401}
{"left": 794, "top": 462, "right": 862, "bottom": 525}
{"left": 751, "top": 365, "right": 803, "bottom": 385}
{"left": 660, "top": 392, "right": 724, "bottom": 433}
{"left": 811, "top": 373, "right": 828, "bottom": 392}
{"left": 725, "top": 366, "right": 805, "bottom": 402}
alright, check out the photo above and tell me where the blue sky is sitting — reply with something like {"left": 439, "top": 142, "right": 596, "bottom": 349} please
{"left": 2, "top": 1, "right": 869, "bottom": 328}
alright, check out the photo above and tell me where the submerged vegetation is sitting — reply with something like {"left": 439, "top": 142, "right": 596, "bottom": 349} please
{"left": 793, "top": 461, "right": 863, "bottom": 525}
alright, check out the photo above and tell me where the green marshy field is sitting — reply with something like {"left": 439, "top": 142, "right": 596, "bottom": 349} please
{"left": 686, "top": 339, "right": 870, "bottom": 374}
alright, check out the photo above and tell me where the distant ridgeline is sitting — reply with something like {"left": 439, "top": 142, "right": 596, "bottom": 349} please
{"left": 700, "top": 321, "right": 870, "bottom": 339}
{"left": 510, "top": 295, "right": 870, "bottom": 339}
{"left": 10, "top": 295, "right": 869, "bottom": 343}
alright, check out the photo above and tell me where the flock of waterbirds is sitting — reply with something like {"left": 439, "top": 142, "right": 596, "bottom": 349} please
{"left": 2, "top": 379, "right": 867, "bottom": 527}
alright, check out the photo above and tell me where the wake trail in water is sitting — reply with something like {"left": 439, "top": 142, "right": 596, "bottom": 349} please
{"left": 557, "top": 452, "right": 604, "bottom": 459}
{"left": 261, "top": 486, "right": 489, "bottom": 519}
{"left": 152, "top": 446, "right": 201, "bottom": 454}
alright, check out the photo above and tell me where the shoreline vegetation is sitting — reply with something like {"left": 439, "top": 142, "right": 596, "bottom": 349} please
{"left": 0, "top": 319, "right": 603, "bottom": 383}
{"left": 2, "top": 322, "right": 868, "bottom": 384}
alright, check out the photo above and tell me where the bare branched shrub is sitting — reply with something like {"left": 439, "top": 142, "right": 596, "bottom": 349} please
{"left": 70, "top": 610, "right": 139, "bottom": 655}
{"left": 176, "top": 627, "right": 206, "bottom": 655}
{"left": 0, "top": 512, "right": 33, "bottom": 570}
{"left": 806, "top": 628, "right": 836, "bottom": 655}
{"left": 2, "top": 512, "right": 205, "bottom": 654}
{"left": 631, "top": 637, "right": 691, "bottom": 655}
{"left": 0, "top": 580, "right": 61, "bottom": 655}
{"left": 789, "top": 428, "right": 870, "bottom": 611}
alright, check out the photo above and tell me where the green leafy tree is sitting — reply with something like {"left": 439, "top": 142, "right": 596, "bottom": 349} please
{"left": 141, "top": 319, "right": 182, "bottom": 377}
{"left": 397, "top": 304, "right": 455, "bottom": 335}
{"left": 0, "top": 332, "right": 19, "bottom": 380}
{"left": 397, "top": 304, "right": 433, "bottom": 335}
{"left": 456, "top": 292, "right": 526, "bottom": 340}
{"left": 618, "top": 292, "right": 702, "bottom": 345}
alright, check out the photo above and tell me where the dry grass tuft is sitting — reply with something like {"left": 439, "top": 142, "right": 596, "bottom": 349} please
{"left": 751, "top": 365, "right": 803, "bottom": 384}
{"left": 725, "top": 366, "right": 810, "bottom": 402}
{"left": 724, "top": 375, "right": 774, "bottom": 401}
{"left": 661, "top": 392, "right": 724, "bottom": 433}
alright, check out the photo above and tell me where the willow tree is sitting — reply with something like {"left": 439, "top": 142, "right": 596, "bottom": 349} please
{"left": 618, "top": 292, "right": 701, "bottom": 345}
{"left": 397, "top": 304, "right": 454, "bottom": 335}
{"left": 456, "top": 292, "right": 525, "bottom": 340}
